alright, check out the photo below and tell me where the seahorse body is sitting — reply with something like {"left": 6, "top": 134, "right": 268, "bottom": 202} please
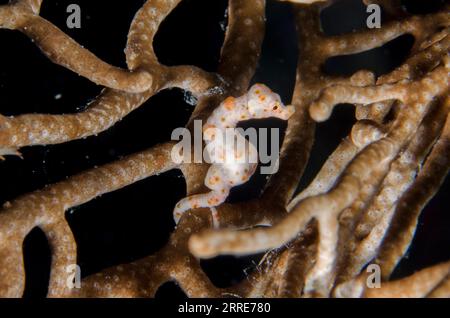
{"left": 173, "top": 83, "right": 295, "bottom": 224}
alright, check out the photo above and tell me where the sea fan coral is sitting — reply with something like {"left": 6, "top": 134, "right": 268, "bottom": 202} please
{"left": 0, "top": 0, "right": 448, "bottom": 298}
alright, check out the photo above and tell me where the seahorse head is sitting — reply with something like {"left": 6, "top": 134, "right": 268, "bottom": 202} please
{"left": 247, "top": 83, "right": 295, "bottom": 120}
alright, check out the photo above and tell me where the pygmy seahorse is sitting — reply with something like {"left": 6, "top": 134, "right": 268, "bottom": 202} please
{"left": 173, "top": 83, "right": 295, "bottom": 225}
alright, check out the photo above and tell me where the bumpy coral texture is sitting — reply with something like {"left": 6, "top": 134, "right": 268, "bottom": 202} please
{"left": 0, "top": 0, "right": 449, "bottom": 298}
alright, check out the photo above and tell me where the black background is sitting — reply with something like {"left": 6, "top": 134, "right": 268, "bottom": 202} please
{"left": 0, "top": 0, "right": 448, "bottom": 298}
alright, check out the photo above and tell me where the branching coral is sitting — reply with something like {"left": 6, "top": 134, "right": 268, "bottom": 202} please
{"left": 0, "top": 0, "right": 448, "bottom": 298}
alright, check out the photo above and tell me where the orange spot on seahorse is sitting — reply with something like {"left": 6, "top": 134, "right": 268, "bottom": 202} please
{"left": 224, "top": 96, "right": 236, "bottom": 111}
{"left": 203, "top": 124, "right": 216, "bottom": 132}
